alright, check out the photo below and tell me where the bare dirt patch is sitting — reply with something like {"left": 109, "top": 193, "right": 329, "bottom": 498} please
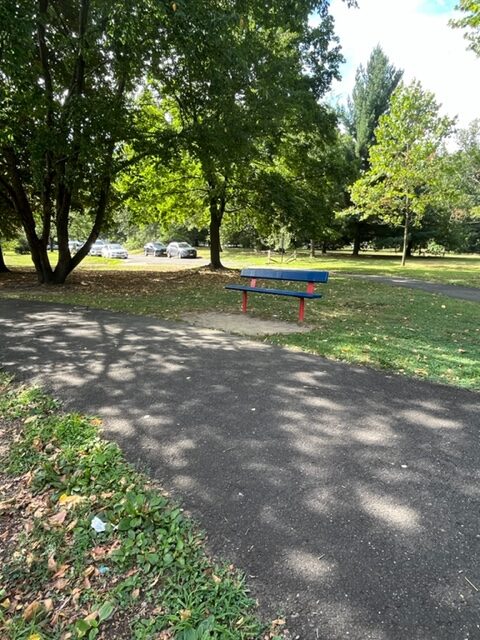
{"left": 182, "top": 311, "right": 312, "bottom": 336}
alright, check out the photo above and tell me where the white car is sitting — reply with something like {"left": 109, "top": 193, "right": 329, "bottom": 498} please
{"left": 68, "top": 240, "right": 83, "bottom": 254}
{"left": 101, "top": 243, "right": 128, "bottom": 259}
{"left": 89, "top": 240, "right": 106, "bottom": 256}
{"left": 166, "top": 241, "right": 197, "bottom": 258}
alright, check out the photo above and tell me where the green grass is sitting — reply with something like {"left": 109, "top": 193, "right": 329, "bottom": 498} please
{"left": 219, "top": 249, "right": 480, "bottom": 288}
{"left": 0, "top": 375, "right": 281, "bottom": 640}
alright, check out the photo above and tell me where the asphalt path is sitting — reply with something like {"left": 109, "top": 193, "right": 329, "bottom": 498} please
{"left": 342, "top": 274, "right": 480, "bottom": 303}
{"left": 1, "top": 298, "right": 479, "bottom": 639}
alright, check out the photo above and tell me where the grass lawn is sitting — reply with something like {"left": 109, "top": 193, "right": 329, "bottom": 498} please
{"left": 1, "top": 266, "right": 479, "bottom": 391}
{"left": 0, "top": 375, "right": 284, "bottom": 640}
{"left": 219, "top": 249, "right": 480, "bottom": 288}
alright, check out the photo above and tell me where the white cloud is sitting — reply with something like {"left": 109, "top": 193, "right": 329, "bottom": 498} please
{"left": 324, "top": 0, "right": 480, "bottom": 129}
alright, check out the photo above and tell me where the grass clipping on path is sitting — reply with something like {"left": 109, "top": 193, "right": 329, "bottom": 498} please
{"left": 0, "top": 376, "right": 284, "bottom": 640}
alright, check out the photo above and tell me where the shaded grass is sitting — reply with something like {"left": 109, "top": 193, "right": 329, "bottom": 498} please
{"left": 0, "top": 374, "right": 282, "bottom": 640}
{"left": 1, "top": 269, "right": 479, "bottom": 391}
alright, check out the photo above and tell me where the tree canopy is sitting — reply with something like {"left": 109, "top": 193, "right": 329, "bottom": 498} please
{"left": 350, "top": 81, "right": 455, "bottom": 265}
{"left": 450, "top": 1, "right": 480, "bottom": 55}
{"left": 0, "top": 0, "right": 174, "bottom": 283}
{"left": 344, "top": 46, "right": 403, "bottom": 170}
{"left": 1, "top": 0, "right": 354, "bottom": 278}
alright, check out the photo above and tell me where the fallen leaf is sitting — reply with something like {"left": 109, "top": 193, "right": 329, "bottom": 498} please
{"left": 91, "top": 546, "right": 107, "bottom": 560}
{"left": 180, "top": 609, "right": 191, "bottom": 620}
{"left": 53, "top": 578, "right": 69, "bottom": 591}
{"left": 131, "top": 588, "right": 140, "bottom": 599}
{"left": 53, "top": 564, "right": 70, "bottom": 579}
{"left": 23, "top": 600, "right": 42, "bottom": 621}
{"left": 49, "top": 510, "right": 68, "bottom": 527}
{"left": 66, "top": 518, "right": 78, "bottom": 531}
{"left": 1, "top": 598, "right": 11, "bottom": 609}
{"left": 212, "top": 574, "right": 221, "bottom": 584}
{"left": 24, "top": 415, "right": 38, "bottom": 424}
{"left": 58, "top": 494, "right": 86, "bottom": 507}
{"left": 43, "top": 598, "right": 53, "bottom": 612}
{"left": 48, "top": 555, "right": 58, "bottom": 573}
{"left": 84, "top": 611, "right": 99, "bottom": 623}
{"left": 271, "top": 618, "right": 286, "bottom": 627}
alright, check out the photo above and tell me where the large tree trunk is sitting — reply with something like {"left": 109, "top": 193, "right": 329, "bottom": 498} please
{"left": 310, "top": 239, "right": 315, "bottom": 258}
{"left": 207, "top": 180, "right": 226, "bottom": 270}
{"left": 405, "top": 237, "right": 414, "bottom": 258}
{"left": 401, "top": 211, "right": 410, "bottom": 267}
{"left": 352, "top": 221, "right": 362, "bottom": 256}
{"left": 0, "top": 245, "right": 10, "bottom": 273}
{"left": 209, "top": 207, "right": 223, "bottom": 269}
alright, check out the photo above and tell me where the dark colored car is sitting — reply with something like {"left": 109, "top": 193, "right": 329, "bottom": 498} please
{"left": 144, "top": 242, "right": 167, "bottom": 257}
{"left": 166, "top": 241, "right": 197, "bottom": 259}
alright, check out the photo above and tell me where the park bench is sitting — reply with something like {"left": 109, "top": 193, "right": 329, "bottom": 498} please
{"left": 225, "top": 268, "right": 329, "bottom": 322}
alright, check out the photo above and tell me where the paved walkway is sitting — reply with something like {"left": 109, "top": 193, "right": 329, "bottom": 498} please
{"left": 342, "top": 274, "right": 480, "bottom": 302}
{"left": 1, "top": 299, "right": 479, "bottom": 640}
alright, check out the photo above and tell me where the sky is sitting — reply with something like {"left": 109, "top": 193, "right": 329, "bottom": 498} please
{"left": 324, "top": 0, "right": 480, "bottom": 129}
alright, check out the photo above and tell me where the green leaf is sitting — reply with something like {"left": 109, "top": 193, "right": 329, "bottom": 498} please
{"left": 97, "top": 601, "right": 115, "bottom": 623}
{"left": 76, "top": 619, "right": 91, "bottom": 638}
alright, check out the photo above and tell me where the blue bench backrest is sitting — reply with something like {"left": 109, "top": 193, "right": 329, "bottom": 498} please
{"left": 241, "top": 268, "right": 329, "bottom": 283}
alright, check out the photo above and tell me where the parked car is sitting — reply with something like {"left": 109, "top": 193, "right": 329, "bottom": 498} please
{"left": 68, "top": 240, "right": 83, "bottom": 254}
{"left": 101, "top": 243, "right": 128, "bottom": 259}
{"left": 166, "top": 241, "right": 197, "bottom": 259}
{"left": 144, "top": 242, "right": 167, "bottom": 257}
{"left": 89, "top": 240, "right": 106, "bottom": 256}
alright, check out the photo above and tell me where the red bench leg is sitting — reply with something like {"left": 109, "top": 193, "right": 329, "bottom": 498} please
{"left": 242, "top": 290, "right": 248, "bottom": 313}
{"left": 299, "top": 298, "right": 305, "bottom": 322}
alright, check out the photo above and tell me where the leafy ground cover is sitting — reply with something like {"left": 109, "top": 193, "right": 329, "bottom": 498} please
{"left": 1, "top": 268, "right": 479, "bottom": 391}
{"left": 0, "top": 374, "right": 285, "bottom": 640}
{"left": 3, "top": 250, "right": 479, "bottom": 287}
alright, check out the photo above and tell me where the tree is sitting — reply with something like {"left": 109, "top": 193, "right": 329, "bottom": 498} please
{"left": 350, "top": 81, "right": 455, "bottom": 266}
{"left": 341, "top": 46, "right": 403, "bottom": 254}
{"left": 450, "top": 1, "right": 480, "bottom": 55}
{"left": 144, "top": 1, "right": 348, "bottom": 268}
{"left": 0, "top": 0, "right": 169, "bottom": 284}
{"left": 344, "top": 46, "right": 403, "bottom": 170}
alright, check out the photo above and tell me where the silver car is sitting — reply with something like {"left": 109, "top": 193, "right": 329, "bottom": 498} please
{"left": 102, "top": 243, "right": 128, "bottom": 259}
{"left": 89, "top": 240, "right": 106, "bottom": 256}
{"left": 166, "top": 241, "right": 197, "bottom": 259}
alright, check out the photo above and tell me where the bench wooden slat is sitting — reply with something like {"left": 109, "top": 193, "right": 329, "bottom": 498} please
{"left": 241, "top": 268, "right": 328, "bottom": 283}
{"left": 225, "top": 284, "right": 322, "bottom": 299}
